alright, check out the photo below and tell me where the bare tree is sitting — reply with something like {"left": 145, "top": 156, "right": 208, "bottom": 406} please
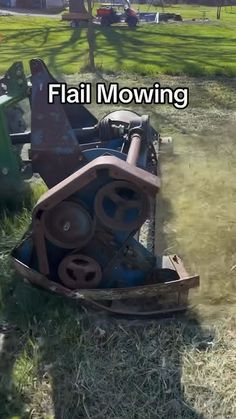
{"left": 69, "top": 0, "right": 88, "bottom": 13}
{"left": 69, "top": 0, "right": 95, "bottom": 70}
{"left": 216, "top": 0, "right": 229, "bottom": 20}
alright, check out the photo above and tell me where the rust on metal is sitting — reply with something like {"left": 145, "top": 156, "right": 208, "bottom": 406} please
{"left": 127, "top": 133, "right": 142, "bottom": 166}
{"left": 34, "top": 155, "right": 160, "bottom": 211}
{"left": 94, "top": 180, "right": 150, "bottom": 231}
{"left": 42, "top": 201, "right": 94, "bottom": 249}
{"left": 9, "top": 59, "right": 199, "bottom": 317}
{"left": 30, "top": 59, "right": 86, "bottom": 188}
{"left": 11, "top": 255, "right": 199, "bottom": 301}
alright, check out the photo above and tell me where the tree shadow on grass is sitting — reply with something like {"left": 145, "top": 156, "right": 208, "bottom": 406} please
{"left": 1, "top": 23, "right": 236, "bottom": 77}
{"left": 1, "top": 26, "right": 88, "bottom": 76}
{"left": 94, "top": 25, "right": 236, "bottom": 76}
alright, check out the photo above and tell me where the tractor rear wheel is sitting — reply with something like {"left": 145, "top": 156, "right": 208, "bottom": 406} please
{"left": 71, "top": 20, "right": 80, "bottom": 28}
{"left": 174, "top": 14, "right": 182, "bottom": 22}
{"left": 127, "top": 17, "right": 138, "bottom": 28}
{"left": 101, "top": 16, "right": 111, "bottom": 27}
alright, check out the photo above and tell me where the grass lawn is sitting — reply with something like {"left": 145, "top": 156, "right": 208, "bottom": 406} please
{"left": 0, "top": 73, "right": 236, "bottom": 418}
{"left": 0, "top": 5, "right": 236, "bottom": 77}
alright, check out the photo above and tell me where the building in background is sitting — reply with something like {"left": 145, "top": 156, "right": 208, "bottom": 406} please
{"left": 0, "top": 0, "right": 67, "bottom": 8}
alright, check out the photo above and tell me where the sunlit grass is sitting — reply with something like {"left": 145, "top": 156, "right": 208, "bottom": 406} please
{"left": 0, "top": 5, "right": 236, "bottom": 77}
{"left": 157, "top": 132, "right": 236, "bottom": 306}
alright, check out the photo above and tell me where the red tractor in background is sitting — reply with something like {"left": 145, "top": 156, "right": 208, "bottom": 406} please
{"left": 62, "top": 0, "right": 138, "bottom": 28}
{"left": 97, "top": 3, "right": 139, "bottom": 28}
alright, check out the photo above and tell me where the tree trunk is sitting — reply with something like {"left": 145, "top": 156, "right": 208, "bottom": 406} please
{"left": 217, "top": 6, "right": 221, "bottom": 20}
{"left": 87, "top": 0, "right": 95, "bottom": 71}
{"left": 69, "top": 0, "right": 87, "bottom": 13}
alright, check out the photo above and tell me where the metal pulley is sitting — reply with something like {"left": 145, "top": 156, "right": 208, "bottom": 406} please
{"left": 94, "top": 180, "right": 150, "bottom": 231}
{"left": 58, "top": 254, "right": 102, "bottom": 289}
{"left": 42, "top": 200, "right": 94, "bottom": 249}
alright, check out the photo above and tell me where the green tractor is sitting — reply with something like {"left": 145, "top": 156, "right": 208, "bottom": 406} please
{"left": 0, "top": 62, "right": 30, "bottom": 199}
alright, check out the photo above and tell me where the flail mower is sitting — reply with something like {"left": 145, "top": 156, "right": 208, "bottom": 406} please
{"left": 1, "top": 59, "right": 199, "bottom": 317}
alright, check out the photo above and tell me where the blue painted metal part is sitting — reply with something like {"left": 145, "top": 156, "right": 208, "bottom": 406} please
{"left": 14, "top": 59, "right": 160, "bottom": 290}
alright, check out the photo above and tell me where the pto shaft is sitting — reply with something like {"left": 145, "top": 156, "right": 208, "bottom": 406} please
{"left": 126, "top": 133, "right": 142, "bottom": 166}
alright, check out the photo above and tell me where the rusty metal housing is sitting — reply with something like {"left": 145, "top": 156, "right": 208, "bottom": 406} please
{"left": 9, "top": 59, "right": 199, "bottom": 316}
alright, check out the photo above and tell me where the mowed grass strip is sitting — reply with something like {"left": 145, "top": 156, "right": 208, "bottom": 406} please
{"left": 0, "top": 5, "right": 236, "bottom": 77}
